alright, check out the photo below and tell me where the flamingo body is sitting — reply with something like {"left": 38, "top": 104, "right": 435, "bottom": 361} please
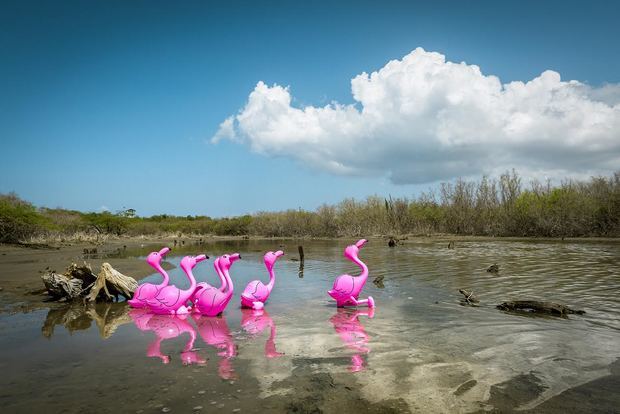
{"left": 327, "top": 239, "right": 375, "bottom": 308}
{"left": 128, "top": 247, "right": 171, "bottom": 308}
{"left": 146, "top": 254, "right": 207, "bottom": 315}
{"left": 194, "top": 253, "right": 240, "bottom": 316}
{"left": 240, "top": 250, "right": 284, "bottom": 310}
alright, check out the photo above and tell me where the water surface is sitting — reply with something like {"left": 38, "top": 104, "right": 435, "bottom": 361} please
{"left": 1, "top": 239, "right": 619, "bottom": 413}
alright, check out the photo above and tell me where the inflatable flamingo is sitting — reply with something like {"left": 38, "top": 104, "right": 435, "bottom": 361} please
{"left": 146, "top": 254, "right": 208, "bottom": 315}
{"left": 241, "top": 250, "right": 284, "bottom": 310}
{"left": 328, "top": 239, "right": 375, "bottom": 308}
{"left": 330, "top": 307, "right": 375, "bottom": 372}
{"left": 241, "top": 308, "right": 284, "bottom": 358}
{"left": 128, "top": 247, "right": 171, "bottom": 308}
{"left": 190, "top": 256, "right": 226, "bottom": 306}
{"left": 193, "top": 253, "right": 240, "bottom": 316}
{"left": 193, "top": 314, "right": 237, "bottom": 379}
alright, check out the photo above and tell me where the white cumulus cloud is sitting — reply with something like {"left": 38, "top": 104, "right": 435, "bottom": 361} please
{"left": 213, "top": 47, "right": 620, "bottom": 183}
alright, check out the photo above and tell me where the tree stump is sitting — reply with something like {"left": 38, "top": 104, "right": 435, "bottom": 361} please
{"left": 41, "top": 262, "right": 137, "bottom": 302}
{"left": 86, "top": 263, "right": 138, "bottom": 302}
{"left": 41, "top": 271, "right": 83, "bottom": 300}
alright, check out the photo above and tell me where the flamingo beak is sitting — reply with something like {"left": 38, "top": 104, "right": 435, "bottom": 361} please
{"left": 355, "top": 239, "right": 368, "bottom": 248}
{"left": 159, "top": 247, "right": 171, "bottom": 256}
{"left": 196, "top": 254, "right": 208, "bottom": 262}
{"left": 230, "top": 253, "right": 241, "bottom": 262}
{"left": 275, "top": 250, "right": 284, "bottom": 258}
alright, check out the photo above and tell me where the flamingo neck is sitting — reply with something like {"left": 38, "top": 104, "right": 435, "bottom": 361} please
{"left": 266, "top": 263, "right": 276, "bottom": 291}
{"left": 151, "top": 262, "right": 169, "bottom": 288}
{"left": 215, "top": 261, "right": 227, "bottom": 292}
{"left": 350, "top": 254, "right": 368, "bottom": 283}
{"left": 182, "top": 267, "right": 197, "bottom": 295}
{"left": 222, "top": 267, "right": 234, "bottom": 294}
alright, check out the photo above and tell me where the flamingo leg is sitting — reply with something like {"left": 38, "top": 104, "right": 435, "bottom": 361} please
{"left": 347, "top": 296, "right": 375, "bottom": 308}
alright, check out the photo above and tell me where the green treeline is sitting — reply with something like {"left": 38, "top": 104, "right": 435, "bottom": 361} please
{"left": 1, "top": 170, "right": 619, "bottom": 244}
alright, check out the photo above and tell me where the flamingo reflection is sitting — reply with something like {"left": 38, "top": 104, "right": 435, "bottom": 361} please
{"left": 192, "top": 314, "right": 237, "bottom": 379}
{"left": 329, "top": 307, "right": 375, "bottom": 372}
{"left": 129, "top": 310, "right": 205, "bottom": 365}
{"left": 240, "top": 309, "right": 284, "bottom": 358}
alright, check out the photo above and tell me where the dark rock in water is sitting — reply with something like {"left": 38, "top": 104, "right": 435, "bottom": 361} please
{"left": 388, "top": 237, "right": 396, "bottom": 247}
{"left": 448, "top": 241, "right": 455, "bottom": 249}
{"left": 487, "top": 263, "right": 500, "bottom": 273}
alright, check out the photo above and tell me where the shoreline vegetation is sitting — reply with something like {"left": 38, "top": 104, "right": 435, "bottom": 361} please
{"left": 2, "top": 170, "right": 619, "bottom": 245}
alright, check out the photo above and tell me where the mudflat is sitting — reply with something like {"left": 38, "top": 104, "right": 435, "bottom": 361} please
{"left": 0, "top": 238, "right": 179, "bottom": 312}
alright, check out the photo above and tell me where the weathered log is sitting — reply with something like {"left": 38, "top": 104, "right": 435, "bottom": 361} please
{"left": 65, "top": 262, "right": 98, "bottom": 286}
{"left": 496, "top": 300, "right": 585, "bottom": 316}
{"left": 41, "top": 271, "right": 83, "bottom": 300}
{"left": 85, "top": 263, "right": 138, "bottom": 302}
{"left": 40, "top": 262, "right": 137, "bottom": 302}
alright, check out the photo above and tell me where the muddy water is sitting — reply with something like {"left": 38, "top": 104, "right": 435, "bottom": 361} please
{"left": 1, "top": 239, "right": 619, "bottom": 413}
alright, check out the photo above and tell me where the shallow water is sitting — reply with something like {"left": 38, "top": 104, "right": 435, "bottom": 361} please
{"left": 1, "top": 239, "right": 619, "bottom": 413}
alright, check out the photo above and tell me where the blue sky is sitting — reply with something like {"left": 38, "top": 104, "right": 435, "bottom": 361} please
{"left": 1, "top": 0, "right": 619, "bottom": 217}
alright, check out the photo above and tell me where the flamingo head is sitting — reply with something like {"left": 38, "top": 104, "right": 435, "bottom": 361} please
{"left": 180, "top": 254, "right": 209, "bottom": 273}
{"left": 219, "top": 253, "right": 241, "bottom": 271}
{"left": 264, "top": 250, "right": 284, "bottom": 270}
{"left": 344, "top": 239, "right": 367, "bottom": 259}
{"left": 146, "top": 246, "right": 171, "bottom": 267}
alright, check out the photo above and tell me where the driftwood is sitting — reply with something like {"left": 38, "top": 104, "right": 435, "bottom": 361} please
{"left": 373, "top": 275, "right": 385, "bottom": 288}
{"left": 41, "top": 271, "right": 84, "bottom": 300}
{"left": 487, "top": 264, "right": 500, "bottom": 273}
{"left": 86, "top": 263, "right": 137, "bottom": 302}
{"left": 458, "top": 289, "right": 480, "bottom": 306}
{"left": 458, "top": 288, "right": 585, "bottom": 316}
{"left": 497, "top": 301, "right": 585, "bottom": 316}
{"left": 41, "top": 262, "right": 137, "bottom": 302}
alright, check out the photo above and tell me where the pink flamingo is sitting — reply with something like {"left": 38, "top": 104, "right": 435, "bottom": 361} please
{"left": 330, "top": 307, "right": 375, "bottom": 372}
{"left": 240, "top": 250, "right": 284, "bottom": 310}
{"left": 146, "top": 254, "right": 208, "bottom": 315}
{"left": 192, "top": 314, "right": 237, "bottom": 379}
{"left": 328, "top": 239, "right": 375, "bottom": 308}
{"left": 128, "top": 247, "right": 171, "bottom": 308}
{"left": 193, "top": 253, "right": 240, "bottom": 316}
{"left": 190, "top": 256, "right": 226, "bottom": 306}
{"left": 240, "top": 308, "right": 284, "bottom": 358}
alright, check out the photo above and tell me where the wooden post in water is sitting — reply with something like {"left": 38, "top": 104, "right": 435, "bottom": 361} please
{"left": 298, "top": 245, "right": 305, "bottom": 278}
